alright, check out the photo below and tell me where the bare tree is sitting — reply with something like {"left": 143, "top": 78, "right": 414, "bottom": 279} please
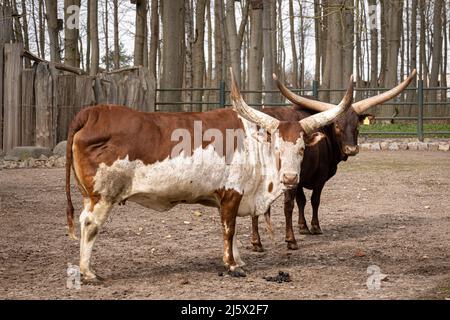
{"left": 104, "top": 0, "right": 109, "bottom": 71}
{"left": 134, "top": 0, "right": 148, "bottom": 66}
{"left": 429, "top": 0, "right": 443, "bottom": 102}
{"left": 369, "top": 0, "right": 378, "bottom": 88}
{"left": 113, "top": 0, "right": 120, "bottom": 69}
{"left": 225, "top": 0, "right": 241, "bottom": 86}
{"left": 45, "top": 0, "right": 61, "bottom": 63}
{"left": 64, "top": 0, "right": 80, "bottom": 67}
{"left": 160, "top": 0, "right": 185, "bottom": 110}
{"left": 89, "top": 0, "right": 99, "bottom": 75}
{"left": 39, "top": 0, "right": 46, "bottom": 59}
{"left": 288, "top": 0, "right": 298, "bottom": 87}
{"left": 192, "top": 0, "right": 207, "bottom": 111}
{"left": 313, "top": 0, "right": 321, "bottom": 82}
{"left": 263, "top": 0, "right": 276, "bottom": 103}
{"left": 149, "top": 0, "right": 159, "bottom": 77}
{"left": 248, "top": 0, "right": 263, "bottom": 106}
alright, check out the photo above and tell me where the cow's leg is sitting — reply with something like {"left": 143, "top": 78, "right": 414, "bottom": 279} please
{"left": 79, "top": 198, "right": 112, "bottom": 281}
{"left": 282, "top": 189, "right": 298, "bottom": 250}
{"left": 310, "top": 185, "right": 324, "bottom": 235}
{"left": 232, "top": 226, "right": 245, "bottom": 267}
{"left": 251, "top": 215, "right": 265, "bottom": 252}
{"left": 296, "top": 187, "right": 311, "bottom": 234}
{"left": 219, "top": 191, "right": 245, "bottom": 277}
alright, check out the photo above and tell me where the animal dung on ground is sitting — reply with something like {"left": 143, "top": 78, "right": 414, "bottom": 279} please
{"left": 263, "top": 271, "right": 292, "bottom": 283}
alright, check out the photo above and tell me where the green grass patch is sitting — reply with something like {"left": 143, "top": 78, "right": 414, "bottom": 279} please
{"left": 360, "top": 123, "right": 450, "bottom": 138}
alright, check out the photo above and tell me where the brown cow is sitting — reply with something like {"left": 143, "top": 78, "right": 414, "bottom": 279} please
{"left": 251, "top": 70, "right": 417, "bottom": 251}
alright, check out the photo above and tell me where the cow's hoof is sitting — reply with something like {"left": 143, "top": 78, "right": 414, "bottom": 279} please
{"left": 81, "top": 272, "right": 103, "bottom": 284}
{"left": 252, "top": 243, "right": 265, "bottom": 252}
{"left": 228, "top": 267, "right": 246, "bottom": 277}
{"left": 310, "top": 225, "right": 323, "bottom": 235}
{"left": 286, "top": 241, "right": 299, "bottom": 250}
{"left": 298, "top": 225, "right": 311, "bottom": 235}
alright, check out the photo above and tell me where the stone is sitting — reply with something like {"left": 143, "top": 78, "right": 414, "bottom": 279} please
{"left": 380, "top": 141, "right": 390, "bottom": 150}
{"left": 53, "top": 141, "right": 67, "bottom": 157}
{"left": 359, "top": 143, "right": 371, "bottom": 151}
{"left": 407, "top": 142, "right": 418, "bottom": 150}
{"left": 55, "top": 157, "right": 66, "bottom": 168}
{"left": 5, "top": 146, "right": 53, "bottom": 161}
{"left": 438, "top": 144, "right": 450, "bottom": 152}
{"left": 388, "top": 142, "right": 399, "bottom": 151}
{"left": 370, "top": 143, "right": 381, "bottom": 151}
{"left": 398, "top": 143, "right": 408, "bottom": 150}
{"left": 417, "top": 142, "right": 428, "bottom": 151}
{"left": 428, "top": 143, "right": 439, "bottom": 151}
{"left": 0, "top": 149, "right": 5, "bottom": 158}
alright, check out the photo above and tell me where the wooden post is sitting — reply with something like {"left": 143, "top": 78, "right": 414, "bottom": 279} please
{"left": 35, "top": 62, "right": 54, "bottom": 148}
{"left": 3, "top": 43, "right": 23, "bottom": 151}
{"left": 21, "top": 68, "right": 36, "bottom": 146}
{"left": 57, "top": 74, "right": 76, "bottom": 142}
{"left": 75, "top": 75, "right": 96, "bottom": 113}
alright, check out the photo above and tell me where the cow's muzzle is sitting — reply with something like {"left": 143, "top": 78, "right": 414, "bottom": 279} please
{"left": 282, "top": 173, "right": 299, "bottom": 188}
{"left": 343, "top": 145, "right": 359, "bottom": 156}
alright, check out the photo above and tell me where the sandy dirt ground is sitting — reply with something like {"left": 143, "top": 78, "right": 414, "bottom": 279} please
{"left": 0, "top": 151, "right": 449, "bottom": 300}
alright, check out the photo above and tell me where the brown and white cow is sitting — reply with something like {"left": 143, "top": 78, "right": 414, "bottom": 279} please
{"left": 65, "top": 68, "right": 354, "bottom": 280}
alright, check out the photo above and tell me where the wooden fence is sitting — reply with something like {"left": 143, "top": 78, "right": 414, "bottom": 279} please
{"left": 0, "top": 43, "right": 155, "bottom": 152}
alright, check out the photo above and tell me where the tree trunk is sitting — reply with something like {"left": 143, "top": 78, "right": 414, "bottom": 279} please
{"left": 89, "top": 0, "right": 99, "bottom": 75}
{"left": 429, "top": 0, "right": 442, "bottom": 102}
{"left": 368, "top": 0, "right": 378, "bottom": 87}
{"left": 64, "top": 0, "right": 80, "bottom": 67}
{"left": 45, "top": 0, "right": 61, "bottom": 63}
{"left": 214, "top": 0, "right": 225, "bottom": 89}
{"left": 192, "top": 0, "right": 207, "bottom": 111}
{"left": 342, "top": 0, "right": 353, "bottom": 86}
{"left": 184, "top": 0, "right": 193, "bottom": 110}
{"left": 263, "top": 0, "right": 275, "bottom": 104}
{"left": 113, "top": 0, "right": 120, "bottom": 69}
{"left": 419, "top": 0, "right": 428, "bottom": 82}
{"left": 288, "top": 0, "right": 298, "bottom": 87}
{"left": 205, "top": 0, "right": 213, "bottom": 108}
{"left": 38, "top": 0, "right": 46, "bottom": 59}
{"left": 104, "top": 0, "right": 110, "bottom": 71}
{"left": 12, "top": 0, "right": 24, "bottom": 44}
{"left": 248, "top": 0, "right": 263, "bottom": 107}
{"left": 86, "top": 0, "right": 90, "bottom": 73}
{"left": 134, "top": 0, "right": 147, "bottom": 66}
{"left": 407, "top": 0, "right": 418, "bottom": 115}
{"left": 314, "top": 0, "right": 321, "bottom": 82}
{"left": 20, "top": 0, "right": 31, "bottom": 67}
{"left": 381, "top": 0, "right": 403, "bottom": 118}
{"left": 225, "top": 0, "right": 241, "bottom": 86}
{"left": 378, "top": 0, "right": 387, "bottom": 86}
{"left": 149, "top": 0, "right": 159, "bottom": 78}
{"left": 160, "top": 0, "right": 185, "bottom": 111}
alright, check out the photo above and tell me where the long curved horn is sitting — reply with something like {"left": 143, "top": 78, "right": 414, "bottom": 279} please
{"left": 274, "top": 69, "right": 417, "bottom": 115}
{"left": 352, "top": 69, "right": 417, "bottom": 114}
{"left": 299, "top": 75, "right": 354, "bottom": 135}
{"left": 230, "top": 67, "right": 280, "bottom": 132}
{"left": 273, "top": 73, "right": 334, "bottom": 112}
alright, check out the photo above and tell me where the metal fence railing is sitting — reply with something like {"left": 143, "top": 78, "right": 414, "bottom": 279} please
{"left": 156, "top": 80, "right": 450, "bottom": 141}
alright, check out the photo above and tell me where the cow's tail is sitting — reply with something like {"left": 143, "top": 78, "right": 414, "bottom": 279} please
{"left": 66, "top": 109, "right": 89, "bottom": 240}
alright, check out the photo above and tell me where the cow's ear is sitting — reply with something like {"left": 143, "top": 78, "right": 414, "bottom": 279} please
{"left": 304, "top": 132, "right": 325, "bottom": 147}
